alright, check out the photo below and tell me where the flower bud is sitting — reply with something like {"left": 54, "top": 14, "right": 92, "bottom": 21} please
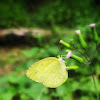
{"left": 75, "top": 30, "right": 80, "bottom": 34}
{"left": 90, "top": 23, "right": 99, "bottom": 42}
{"left": 71, "top": 54, "right": 83, "bottom": 63}
{"left": 66, "top": 49, "right": 72, "bottom": 53}
{"left": 66, "top": 52, "right": 72, "bottom": 59}
{"left": 66, "top": 66, "right": 79, "bottom": 70}
{"left": 90, "top": 23, "right": 95, "bottom": 28}
{"left": 75, "top": 30, "right": 87, "bottom": 48}
{"left": 66, "top": 50, "right": 83, "bottom": 63}
{"left": 59, "top": 40, "right": 71, "bottom": 48}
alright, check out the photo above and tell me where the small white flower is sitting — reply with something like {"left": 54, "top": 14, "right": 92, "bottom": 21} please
{"left": 75, "top": 30, "right": 80, "bottom": 34}
{"left": 66, "top": 52, "right": 72, "bottom": 59}
{"left": 90, "top": 23, "right": 95, "bottom": 28}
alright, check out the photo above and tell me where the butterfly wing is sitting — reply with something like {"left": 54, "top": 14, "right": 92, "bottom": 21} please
{"left": 26, "top": 57, "right": 58, "bottom": 82}
{"left": 39, "top": 59, "right": 68, "bottom": 88}
{"left": 26, "top": 57, "right": 68, "bottom": 88}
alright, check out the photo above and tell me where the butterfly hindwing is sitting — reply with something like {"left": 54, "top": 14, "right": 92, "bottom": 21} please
{"left": 39, "top": 59, "right": 68, "bottom": 88}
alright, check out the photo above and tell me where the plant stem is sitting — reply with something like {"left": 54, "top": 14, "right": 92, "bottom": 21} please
{"left": 89, "top": 66, "right": 99, "bottom": 100}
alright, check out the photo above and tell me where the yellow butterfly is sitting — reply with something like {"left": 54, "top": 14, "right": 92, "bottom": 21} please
{"left": 26, "top": 57, "right": 68, "bottom": 88}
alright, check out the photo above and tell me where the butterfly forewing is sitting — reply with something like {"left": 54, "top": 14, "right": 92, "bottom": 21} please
{"left": 26, "top": 57, "right": 58, "bottom": 82}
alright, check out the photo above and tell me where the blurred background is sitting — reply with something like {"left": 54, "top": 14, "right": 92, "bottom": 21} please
{"left": 0, "top": 0, "right": 100, "bottom": 100}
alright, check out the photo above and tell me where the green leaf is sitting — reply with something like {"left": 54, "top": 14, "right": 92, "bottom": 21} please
{"left": 16, "top": 60, "right": 35, "bottom": 71}
{"left": 47, "top": 46, "right": 58, "bottom": 56}
{"left": 0, "top": 92, "right": 14, "bottom": 100}
{"left": 22, "top": 82, "right": 45, "bottom": 100}
{"left": 22, "top": 47, "right": 39, "bottom": 58}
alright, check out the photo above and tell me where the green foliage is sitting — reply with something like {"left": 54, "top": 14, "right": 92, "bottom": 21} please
{"left": 0, "top": 0, "right": 100, "bottom": 28}
{"left": 0, "top": 71, "right": 99, "bottom": 100}
{"left": 0, "top": 0, "right": 30, "bottom": 28}
{"left": 0, "top": 28, "right": 100, "bottom": 100}
{"left": 22, "top": 47, "right": 39, "bottom": 58}
{"left": 0, "top": 0, "right": 100, "bottom": 100}
{"left": 33, "top": 0, "right": 94, "bottom": 27}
